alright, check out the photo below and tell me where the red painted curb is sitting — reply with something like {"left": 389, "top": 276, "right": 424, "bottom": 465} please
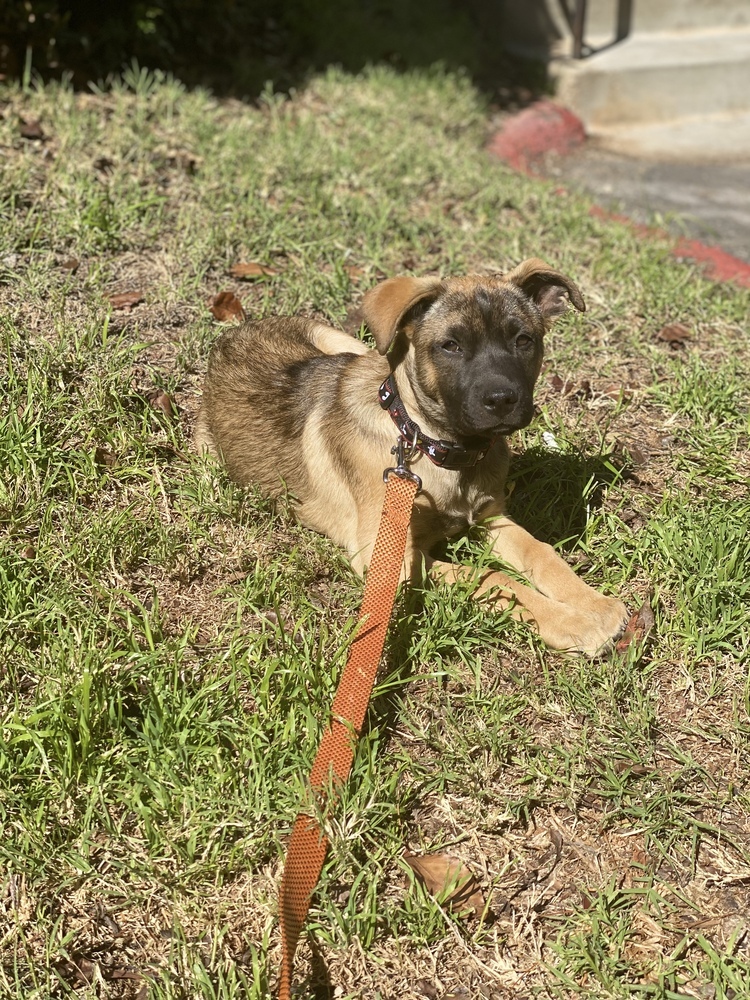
{"left": 673, "top": 237, "right": 750, "bottom": 288}
{"left": 588, "top": 206, "right": 750, "bottom": 288}
{"left": 488, "top": 108, "right": 750, "bottom": 289}
{"left": 487, "top": 99, "right": 586, "bottom": 173}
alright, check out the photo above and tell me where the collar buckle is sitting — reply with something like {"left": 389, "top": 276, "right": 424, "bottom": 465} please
{"left": 383, "top": 431, "right": 423, "bottom": 491}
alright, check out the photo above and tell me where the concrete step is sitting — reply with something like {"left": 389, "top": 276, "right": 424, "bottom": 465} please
{"left": 579, "top": 0, "right": 750, "bottom": 41}
{"left": 590, "top": 110, "right": 750, "bottom": 161}
{"left": 552, "top": 28, "right": 750, "bottom": 128}
{"left": 501, "top": 0, "right": 750, "bottom": 61}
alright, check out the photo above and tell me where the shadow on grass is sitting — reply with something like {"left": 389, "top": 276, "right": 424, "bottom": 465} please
{"left": 508, "top": 445, "right": 628, "bottom": 548}
{"left": 309, "top": 936, "right": 334, "bottom": 999}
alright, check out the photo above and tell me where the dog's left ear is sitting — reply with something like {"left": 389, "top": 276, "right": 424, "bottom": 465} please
{"left": 505, "top": 258, "right": 586, "bottom": 320}
{"left": 362, "top": 276, "right": 443, "bottom": 354}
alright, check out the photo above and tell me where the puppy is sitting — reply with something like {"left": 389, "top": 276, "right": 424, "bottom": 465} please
{"left": 195, "top": 259, "right": 627, "bottom": 655}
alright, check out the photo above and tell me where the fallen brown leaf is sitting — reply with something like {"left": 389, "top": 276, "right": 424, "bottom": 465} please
{"left": 344, "top": 265, "right": 366, "bottom": 280}
{"left": 228, "top": 262, "right": 278, "bottom": 279}
{"left": 404, "top": 852, "right": 484, "bottom": 918}
{"left": 656, "top": 322, "right": 691, "bottom": 348}
{"left": 626, "top": 444, "right": 648, "bottom": 467}
{"left": 109, "top": 291, "right": 144, "bottom": 310}
{"left": 109, "top": 969, "right": 144, "bottom": 982}
{"left": 548, "top": 827, "right": 563, "bottom": 860}
{"left": 60, "top": 257, "right": 80, "bottom": 272}
{"left": 616, "top": 600, "right": 655, "bottom": 653}
{"left": 58, "top": 957, "right": 95, "bottom": 984}
{"left": 145, "top": 389, "right": 176, "bottom": 420}
{"left": 93, "top": 155, "right": 115, "bottom": 173}
{"left": 210, "top": 290, "right": 246, "bottom": 322}
{"left": 94, "top": 446, "right": 117, "bottom": 469}
{"left": 548, "top": 373, "right": 578, "bottom": 396}
{"left": 601, "top": 382, "right": 635, "bottom": 401}
{"left": 19, "top": 118, "right": 45, "bottom": 140}
{"left": 614, "top": 439, "right": 649, "bottom": 467}
{"left": 343, "top": 305, "right": 365, "bottom": 336}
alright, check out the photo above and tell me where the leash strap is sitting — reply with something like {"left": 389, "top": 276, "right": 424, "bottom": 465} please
{"left": 277, "top": 471, "right": 419, "bottom": 1000}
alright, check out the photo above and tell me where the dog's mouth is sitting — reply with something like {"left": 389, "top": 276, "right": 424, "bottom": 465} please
{"left": 457, "top": 411, "right": 534, "bottom": 442}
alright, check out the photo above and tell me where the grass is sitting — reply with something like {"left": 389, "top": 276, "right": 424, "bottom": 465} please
{"left": 1, "top": 63, "right": 749, "bottom": 999}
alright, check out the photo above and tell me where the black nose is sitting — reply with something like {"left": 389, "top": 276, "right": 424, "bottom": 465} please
{"left": 482, "top": 387, "right": 519, "bottom": 413}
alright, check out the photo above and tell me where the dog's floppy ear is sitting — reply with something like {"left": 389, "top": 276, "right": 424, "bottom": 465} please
{"left": 505, "top": 258, "right": 586, "bottom": 320}
{"left": 362, "top": 276, "right": 442, "bottom": 354}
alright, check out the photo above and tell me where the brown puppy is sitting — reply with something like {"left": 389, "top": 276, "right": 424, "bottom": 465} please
{"left": 195, "top": 259, "right": 627, "bottom": 655}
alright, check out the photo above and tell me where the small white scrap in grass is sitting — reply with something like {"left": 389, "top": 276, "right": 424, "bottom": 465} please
{"left": 542, "top": 431, "right": 561, "bottom": 451}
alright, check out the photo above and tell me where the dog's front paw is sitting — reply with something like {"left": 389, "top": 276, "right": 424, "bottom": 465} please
{"left": 540, "top": 596, "right": 629, "bottom": 658}
{"left": 583, "top": 596, "right": 630, "bottom": 657}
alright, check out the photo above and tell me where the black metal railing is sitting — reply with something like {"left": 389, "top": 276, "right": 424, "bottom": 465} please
{"left": 558, "top": 0, "right": 633, "bottom": 58}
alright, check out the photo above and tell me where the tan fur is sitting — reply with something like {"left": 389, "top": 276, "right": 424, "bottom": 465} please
{"left": 195, "top": 261, "right": 627, "bottom": 656}
{"left": 307, "top": 321, "right": 370, "bottom": 356}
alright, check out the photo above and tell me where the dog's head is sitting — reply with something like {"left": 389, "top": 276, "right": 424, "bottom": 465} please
{"left": 362, "top": 258, "right": 585, "bottom": 443}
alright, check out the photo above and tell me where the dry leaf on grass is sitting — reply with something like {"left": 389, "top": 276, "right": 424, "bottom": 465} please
{"left": 57, "top": 957, "right": 144, "bottom": 988}
{"left": 210, "top": 291, "right": 246, "bottom": 322}
{"left": 94, "top": 446, "right": 118, "bottom": 469}
{"left": 343, "top": 305, "right": 365, "bottom": 336}
{"left": 19, "top": 118, "right": 45, "bottom": 140}
{"left": 616, "top": 600, "right": 655, "bottom": 653}
{"left": 601, "top": 383, "right": 632, "bottom": 400}
{"left": 60, "top": 257, "right": 80, "bottom": 272}
{"left": 229, "top": 262, "right": 278, "bottom": 279}
{"left": 612, "top": 758, "right": 651, "bottom": 776}
{"left": 109, "top": 290, "right": 144, "bottom": 310}
{"left": 344, "top": 264, "right": 366, "bottom": 280}
{"left": 145, "top": 389, "right": 177, "bottom": 420}
{"left": 656, "top": 323, "right": 691, "bottom": 348}
{"left": 548, "top": 826, "right": 564, "bottom": 859}
{"left": 404, "top": 852, "right": 485, "bottom": 918}
{"left": 622, "top": 441, "right": 649, "bottom": 467}
{"left": 548, "top": 374, "right": 592, "bottom": 400}
{"left": 548, "top": 373, "right": 574, "bottom": 395}
{"left": 56, "top": 958, "right": 96, "bottom": 985}
{"left": 93, "top": 155, "right": 115, "bottom": 173}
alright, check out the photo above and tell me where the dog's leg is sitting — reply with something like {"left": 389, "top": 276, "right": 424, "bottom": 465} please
{"left": 193, "top": 407, "right": 218, "bottom": 457}
{"left": 482, "top": 515, "right": 627, "bottom": 655}
{"left": 428, "top": 517, "right": 627, "bottom": 656}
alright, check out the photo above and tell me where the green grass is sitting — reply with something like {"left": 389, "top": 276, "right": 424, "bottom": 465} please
{"left": 1, "top": 65, "right": 749, "bottom": 998}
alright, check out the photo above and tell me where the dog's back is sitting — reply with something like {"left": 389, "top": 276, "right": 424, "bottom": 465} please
{"left": 195, "top": 318, "right": 361, "bottom": 497}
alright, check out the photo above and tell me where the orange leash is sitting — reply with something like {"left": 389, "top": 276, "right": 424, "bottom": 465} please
{"left": 277, "top": 466, "right": 419, "bottom": 1000}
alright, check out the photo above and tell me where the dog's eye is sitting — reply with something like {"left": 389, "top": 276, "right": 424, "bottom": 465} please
{"left": 515, "top": 334, "right": 534, "bottom": 350}
{"left": 441, "top": 339, "right": 462, "bottom": 354}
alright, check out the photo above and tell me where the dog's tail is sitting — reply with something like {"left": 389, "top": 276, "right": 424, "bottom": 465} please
{"left": 305, "top": 322, "right": 370, "bottom": 357}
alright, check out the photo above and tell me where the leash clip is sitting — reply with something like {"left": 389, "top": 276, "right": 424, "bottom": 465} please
{"left": 383, "top": 431, "right": 422, "bottom": 492}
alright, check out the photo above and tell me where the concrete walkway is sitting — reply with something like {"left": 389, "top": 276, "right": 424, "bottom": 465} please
{"left": 545, "top": 143, "right": 750, "bottom": 265}
{"left": 488, "top": 102, "right": 750, "bottom": 281}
